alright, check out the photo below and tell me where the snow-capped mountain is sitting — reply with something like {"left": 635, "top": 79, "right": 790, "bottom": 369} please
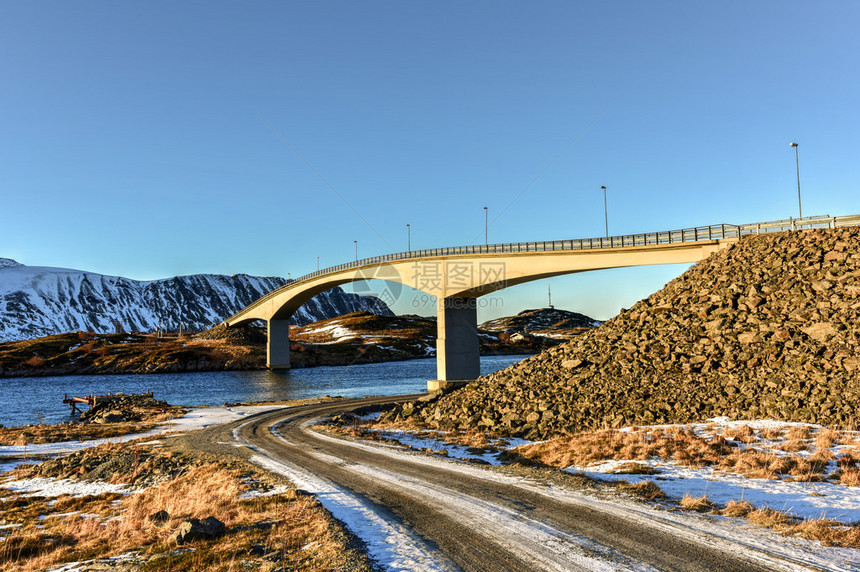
{"left": 0, "top": 258, "right": 392, "bottom": 341}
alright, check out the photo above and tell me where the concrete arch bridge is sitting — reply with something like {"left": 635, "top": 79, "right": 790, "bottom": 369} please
{"left": 223, "top": 215, "right": 858, "bottom": 390}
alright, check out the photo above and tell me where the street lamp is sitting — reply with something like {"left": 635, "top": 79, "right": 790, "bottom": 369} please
{"left": 790, "top": 142, "right": 802, "bottom": 219}
{"left": 354, "top": 240, "right": 358, "bottom": 262}
{"left": 600, "top": 185, "right": 608, "bottom": 237}
{"left": 316, "top": 256, "right": 320, "bottom": 271}
{"left": 406, "top": 224, "right": 411, "bottom": 252}
{"left": 483, "top": 206, "right": 488, "bottom": 246}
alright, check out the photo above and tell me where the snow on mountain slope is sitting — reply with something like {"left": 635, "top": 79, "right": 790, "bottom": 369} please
{"left": 0, "top": 259, "right": 392, "bottom": 341}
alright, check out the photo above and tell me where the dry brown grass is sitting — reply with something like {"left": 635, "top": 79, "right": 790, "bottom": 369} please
{"left": 501, "top": 422, "right": 860, "bottom": 546}
{"left": 815, "top": 428, "right": 840, "bottom": 449}
{"left": 513, "top": 428, "right": 727, "bottom": 470}
{"left": 791, "top": 519, "right": 845, "bottom": 546}
{"left": 608, "top": 462, "right": 659, "bottom": 475}
{"left": 747, "top": 507, "right": 795, "bottom": 528}
{"left": 724, "top": 425, "right": 756, "bottom": 444}
{"left": 718, "top": 449, "right": 796, "bottom": 479}
{"left": 513, "top": 425, "right": 840, "bottom": 483}
{"left": 435, "top": 430, "right": 492, "bottom": 449}
{"left": 759, "top": 427, "right": 783, "bottom": 440}
{"left": 839, "top": 469, "right": 860, "bottom": 486}
{"left": 618, "top": 480, "right": 666, "bottom": 501}
{"left": 736, "top": 507, "right": 860, "bottom": 548}
{"left": 0, "top": 422, "right": 163, "bottom": 446}
{"left": 77, "top": 341, "right": 96, "bottom": 354}
{"left": 720, "top": 499, "right": 754, "bottom": 517}
{"left": 785, "top": 425, "right": 812, "bottom": 441}
{"left": 679, "top": 494, "right": 716, "bottom": 513}
{"left": 0, "top": 451, "right": 371, "bottom": 571}
{"left": 781, "top": 438, "right": 810, "bottom": 452}
{"left": 837, "top": 450, "right": 860, "bottom": 468}
{"left": 24, "top": 356, "right": 46, "bottom": 367}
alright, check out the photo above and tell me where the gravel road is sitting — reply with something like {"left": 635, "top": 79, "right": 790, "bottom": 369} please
{"left": 176, "top": 396, "right": 824, "bottom": 571}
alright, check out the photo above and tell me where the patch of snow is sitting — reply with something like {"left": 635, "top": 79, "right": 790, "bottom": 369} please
{"left": 305, "top": 421, "right": 860, "bottom": 571}
{"left": 573, "top": 459, "right": 860, "bottom": 524}
{"left": 0, "top": 477, "right": 131, "bottom": 497}
{"left": 0, "top": 405, "right": 284, "bottom": 459}
{"left": 249, "top": 453, "right": 454, "bottom": 571}
{"left": 49, "top": 551, "right": 142, "bottom": 572}
{"left": 343, "top": 461, "right": 645, "bottom": 571}
{"left": 0, "top": 460, "right": 25, "bottom": 474}
{"left": 299, "top": 324, "right": 359, "bottom": 341}
{"left": 366, "top": 429, "right": 523, "bottom": 465}
{"left": 239, "top": 484, "right": 293, "bottom": 499}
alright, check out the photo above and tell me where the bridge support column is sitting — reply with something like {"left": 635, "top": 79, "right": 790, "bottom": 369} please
{"left": 267, "top": 319, "right": 291, "bottom": 370}
{"left": 429, "top": 297, "right": 480, "bottom": 391}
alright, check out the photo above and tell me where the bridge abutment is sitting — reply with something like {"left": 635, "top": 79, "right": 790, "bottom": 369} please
{"left": 430, "top": 297, "right": 480, "bottom": 391}
{"left": 267, "top": 319, "right": 291, "bottom": 370}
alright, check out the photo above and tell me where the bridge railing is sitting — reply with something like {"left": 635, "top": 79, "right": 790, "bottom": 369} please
{"left": 224, "top": 213, "right": 860, "bottom": 324}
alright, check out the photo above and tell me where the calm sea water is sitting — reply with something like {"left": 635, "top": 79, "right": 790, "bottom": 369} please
{"left": 0, "top": 355, "right": 529, "bottom": 427}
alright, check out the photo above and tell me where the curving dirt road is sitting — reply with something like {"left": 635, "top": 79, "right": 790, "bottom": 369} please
{"left": 178, "top": 397, "right": 825, "bottom": 571}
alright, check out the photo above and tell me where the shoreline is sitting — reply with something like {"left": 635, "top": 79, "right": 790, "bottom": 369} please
{"left": 0, "top": 346, "right": 535, "bottom": 379}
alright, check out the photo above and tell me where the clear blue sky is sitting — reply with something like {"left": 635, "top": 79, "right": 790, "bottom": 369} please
{"left": 2, "top": 2, "right": 859, "bottom": 321}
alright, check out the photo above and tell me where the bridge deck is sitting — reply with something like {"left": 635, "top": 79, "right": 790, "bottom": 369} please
{"left": 225, "top": 214, "right": 860, "bottom": 325}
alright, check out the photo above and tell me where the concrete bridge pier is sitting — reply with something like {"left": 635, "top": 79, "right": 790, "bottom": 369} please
{"left": 429, "top": 297, "right": 480, "bottom": 391}
{"left": 267, "top": 319, "right": 291, "bottom": 370}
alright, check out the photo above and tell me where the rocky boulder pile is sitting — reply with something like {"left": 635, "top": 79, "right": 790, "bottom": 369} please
{"left": 391, "top": 227, "right": 860, "bottom": 439}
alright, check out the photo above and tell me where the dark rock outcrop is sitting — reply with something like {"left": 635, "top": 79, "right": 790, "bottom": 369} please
{"left": 170, "top": 516, "right": 226, "bottom": 544}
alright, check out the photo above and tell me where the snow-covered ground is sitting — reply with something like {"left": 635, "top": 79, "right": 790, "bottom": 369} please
{"left": 362, "top": 418, "right": 860, "bottom": 525}
{"left": 251, "top": 453, "right": 455, "bottom": 571}
{"left": 0, "top": 404, "right": 283, "bottom": 462}
{"left": 567, "top": 417, "right": 860, "bottom": 524}
{"left": 4, "top": 405, "right": 860, "bottom": 570}
{"left": 1, "top": 476, "right": 132, "bottom": 498}
{"left": 0, "top": 404, "right": 287, "bottom": 500}
{"left": 576, "top": 459, "right": 860, "bottom": 523}
{"left": 297, "top": 323, "right": 365, "bottom": 343}
{"left": 305, "top": 420, "right": 860, "bottom": 570}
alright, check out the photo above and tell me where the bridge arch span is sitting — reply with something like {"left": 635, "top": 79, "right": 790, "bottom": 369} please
{"left": 222, "top": 216, "right": 858, "bottom": 390}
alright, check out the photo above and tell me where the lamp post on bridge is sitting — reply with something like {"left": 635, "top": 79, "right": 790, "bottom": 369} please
{"left": 317, "top": 256, "right": 319, "bottom": 271}
{"left": 790, "top": 142, "right": 802, "bottom": 220}
{"left": 354, "top": 240, "right": 358, "bottom": 262}
{"left": 601, "top": 185, "right": 608, "bottom": 237}
{"left": 483, "top": 206, "right": 488, "bottom": 246}
{"left": 406, "top": 224, "right": 411, "bottom": 252}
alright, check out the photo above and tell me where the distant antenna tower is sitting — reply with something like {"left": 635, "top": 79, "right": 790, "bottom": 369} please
{"left": 548, "top": 284, "right": 554, "bottom": 309}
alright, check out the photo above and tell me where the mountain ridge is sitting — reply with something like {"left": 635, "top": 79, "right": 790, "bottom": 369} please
{"left": 0, "top": 259, "right": 392, "bottom": 341}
